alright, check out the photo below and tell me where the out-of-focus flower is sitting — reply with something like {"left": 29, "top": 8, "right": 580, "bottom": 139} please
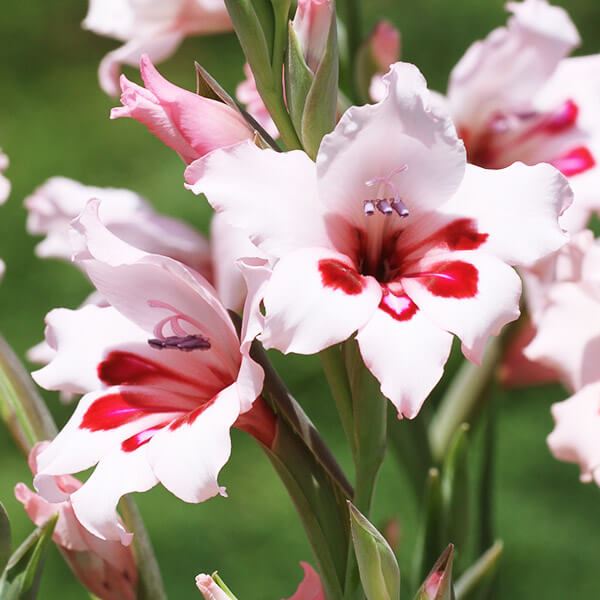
{"left": 33, "top": 200, "right": 270, "bottom": 543}
{"left": 15, "top": 442, "right": 137, "bottom": 600}
{"left": 524, "top": 236, "right": 600, "bottom": 392}
{"left": 367, "top": 21, "right": 401, "bottom": 103}
{"left": 236, "top": 64, "right": 279, "bottom": 139}
{"left": 84, "top": 0, "right": 232, "bottom": 96}
{"left": 292, "top": 0, "right": 335, "bottom": 73}
{"left": 195, "top": 563, "right": 324, "bottom": 599}
{"left": 547, "top": 382, "right": 600, "bottom": 485}
{"left": 187, "top": 62, "right": 569, "bottom": 419}
{"left": 0, "top": 149, "right": 10, "bottom": 204}
{"left": 112, "top": 56, "right": 254, "bottom": 165}
{"left": 24, "top": 176, "right": 211, "bottom": 276}
{"left": 447, "top": 0, "right": 600, "bottom": 232}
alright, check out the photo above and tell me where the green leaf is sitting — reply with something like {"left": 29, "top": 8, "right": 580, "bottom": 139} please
{"left": 413, "top": 468, "right": 444, "bottom": 588}
{"left": 348, "top": 502, "right": 400, "bottom": 600}
{"left": 414, "top": 545, "right": 455, "bottom": 600}
{"left": 0, "top": 516, "right": 57, "bottom": 600}
{"left": 0, "top": 503, "right": 11, "bottom": 574}
{"left": 455, "top": 541, "right": 503, "bottom": 600}
{"left": 441, "top": 424, "right": 470, "bottom": 555}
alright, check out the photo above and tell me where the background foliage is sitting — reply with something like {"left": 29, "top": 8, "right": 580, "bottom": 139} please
{"left": 0, "top": 1, "right": 598, "bottom": 597}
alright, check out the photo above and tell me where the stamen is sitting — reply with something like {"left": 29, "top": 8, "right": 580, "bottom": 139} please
{"left": 148, "top": 334, "right": 211, "bottom": 352}
{"left": 364, "top": 165, "right": 410, "bottom": 219}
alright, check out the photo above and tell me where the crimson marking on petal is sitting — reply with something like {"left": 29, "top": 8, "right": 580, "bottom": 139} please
{"left": 414, "top": 261, "right": 479, "bottom": 299}
{"left": 544, "top": 99, "right": 579, "bottom": 133}
{"left": 434, "top": 218, "right": 489, "bottom": 251}
{"left": 318, "top": 258, "right": 364, "bottom": 295}
{"left": 168, "top": 397, "right": 217, "bottom": 431}
{"left": 121, "top": 425, "right": 165, "bottom": 453}
{"left": 551, "top": 146, "right": 596, "bottom": 177}
{"left": 81, "top": 392, "right": 177, "bottom": 432}
{"left": 98, "top": 351, "right": 198, "bottom": 388}
{"left": 378, "top": 287, "right": 418, "bottom": 322}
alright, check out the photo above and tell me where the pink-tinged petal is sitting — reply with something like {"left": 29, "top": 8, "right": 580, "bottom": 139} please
{"left": 548, "top": 383, "right": 600, "bottom": 485}
{"left": 145, "top": 384, "right": 239, "bottom": 503}
{"left": 402, "top": 251, "right": 522, "bottom": 363}
{"left": 83, "top": 0, "right": 149, "bottom": 41}
{"left": 32, "top": 305, "right": 148, "bottom": 395}
{"left": 356, "top": 297, "right": 453, "bottom": 419}
{"left": 186, "top": 141, "right": 332, "bottom": 257}
{"left": 286, "top": 562, "right": 326, "bottom": 600}
{"left": 260, "top": 247, "right": 381, "bottom": 355}
{"left": 317, "top": 62, "right": 466, "bottom": 230}
{"left": 210, "top": 212, "right": 267, "bottom": 312}
{"left": 525, "top": 282, "right": 600, "bottom": 391}
{"left": 196, "top": 574, "right": 231, "bottom": 599}
{"left": 25, "top": 176, "right": 211, "bottom": 276}
{"left": 0, "top": 150, "right": 10, "bottom": 204}
{"left": 112, "top": 56, "right": 253, "bottom": 162}
{"left": 72, "top": 199, "right": 240, "bottom": 379}
{"left": 439, "top": 162, "right": 570, "bottom": 267}
{"left": 292, "top": 0, "right": 334, "bottom": 72}
{"left": 236, "top": 64, "right": 279, "bottom": 138}
{"left": 99, "top": 33, "right": 184, "bottom": 96}
{"left": 70, "top": 448, "right": 158, "bottom": 544}
{"left": 498, "top": 318, "right": 560, "bottom": 388}
{"left": 449, "top": 0, "right": 580, "bottom": 129}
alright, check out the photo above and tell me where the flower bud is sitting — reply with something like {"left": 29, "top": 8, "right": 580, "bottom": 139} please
{"left": 292, "top": 0, "right": 335, "bottom": 73}
{"left": 195, "top": 573, "right": 233, "bottom": 599}
{"left": 370, "top": 21, "right": 401, "bottom": 72}
{"left": 415, "top": 545, "right": 455, "bottom": 600}
{"left": 15, "top": 443, "right": 137, "bottom": 600}
{"left": 111, "top": 55, "right": 254, "bottom": 164}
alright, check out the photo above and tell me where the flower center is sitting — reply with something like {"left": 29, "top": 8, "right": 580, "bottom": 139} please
{"left": 146, "top": 300, "right": 211, "bottom": 352}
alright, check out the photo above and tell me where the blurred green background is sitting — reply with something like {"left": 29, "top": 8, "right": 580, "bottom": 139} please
{"left": 1, "top": 0, "right": 599, "bottom": 597}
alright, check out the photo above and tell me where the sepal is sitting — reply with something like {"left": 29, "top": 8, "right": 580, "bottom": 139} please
{"left": 455, "top": 541, "right": 503, "bottom": 600}
{"left": 414, "top": 545, "right": 455, "bottom": 600}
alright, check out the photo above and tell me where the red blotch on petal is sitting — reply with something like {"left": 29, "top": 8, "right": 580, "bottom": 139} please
{"left": 81, "top": 391, "right": 176, "bottom": 432}
{"left": 121, "top": 425, "right": 165, "bottom": 453}
{"left": 379, "top": 286, "right": 418, "bottom": 321}
{"left": 551, "top": 146, "right": 595, "bottom": 177}
{"left": 168, "top": 397, "right": 217, "bottom": 431}
{"left": 434, "top": 218, "right": 489, "bottom": 251}
{"left": 319, "top": 258, "right": 364, "bottom": 295}
{"left": 419, "top": 261, "right": 479, "bottom": 299}
{"left": 544, "top": 99, "right": 579, "bottom": 133}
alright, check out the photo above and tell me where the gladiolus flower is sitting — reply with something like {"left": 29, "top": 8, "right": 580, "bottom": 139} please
{"left": 186, "top": 62, "right": 570, "bottom": 418}
{"left": 368, "top": 21, "right": 401, "bottom": 103}
{"left": 447, "top": 0, "right": 600, "bottom": 232}
{"left": 195, "top": 574, "right": 231, "bottom": 599}
{"left": 0, "top": 149, "right": 9, "bottom": 204}
{"left": 292, "top": 0, "right": 335, "bottom": 73}
{"left": 24, "top": 176, "right": 211, "bottom": 276}
{"left": 111, "top": 55, "right": 254, "bottom": 165}
{"left": 33, "top": 199, "right": 269, "bottom": 542}
{"left": 548, "top": 383, "right": 600, "bottom": 486}
{"left": 15, "top": 443, "right": 137, "bottom": 600}
{"left": 84, "top": 0, "right": 232, "bottom": 96}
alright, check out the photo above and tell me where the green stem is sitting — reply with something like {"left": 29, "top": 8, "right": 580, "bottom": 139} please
{"left": 478, "top": 391, "right": 497, "bottom": 555}
{"left": 429, "top": 338, "right": 501, "bottom": 462}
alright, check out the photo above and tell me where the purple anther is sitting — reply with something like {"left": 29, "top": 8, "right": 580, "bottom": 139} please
{"left": 364, "top": 200, "right": 376, "bottom": 216}
{"left": 376, "top": 198, "right": 393, "bottom": 215}
{"left": 391, "top": 198, "right": 409, "bottom": 218}
{"left": 148, "top": 334, "right": 211, "bottom": 352}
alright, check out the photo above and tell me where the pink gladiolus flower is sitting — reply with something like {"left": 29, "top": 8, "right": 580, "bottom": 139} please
{"left": 368, "top": 21, "right": 401, "bottom": 103}
{"left": 524, "top": 233, "right": 600, "bottom": 392}
{"left": 293, "top": 0, "right": 334, "bottom": 73}
{"left": 111, "top": 55, "right": 254, "bottom": 165}
{"left": 24, "top": 176, "right": 211, "bottom": 276}
{"left": 447, "top": 0, "right": 600, "bottom": 232}
{"left": 15, "top": 443, "right": 137, "bottom": 600}
{"left": 0, "top": 149, "right": 10, "bottom": 204}
{"left": 548, "top": 383, "right": 600, "bottom": 486}
{"left": 186, "top": 62, "right": 570, "bottom": 418}
{"left": 33, "top": 199, "right": 269, "bottom": 542}
{"left": 236, "top": 64, "right": 279, "bottom": 139}
{"left": 84, "top": 0, "right": 232, "bottom": 96}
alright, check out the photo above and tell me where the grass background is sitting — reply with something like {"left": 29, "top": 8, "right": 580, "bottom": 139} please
{"left": 0, "top": 0, "right": 599, "bottom": 597}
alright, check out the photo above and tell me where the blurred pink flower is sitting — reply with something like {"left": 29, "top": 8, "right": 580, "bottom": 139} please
{"left": 84, "top": 0, "right": 232, "bottom": 95}
{"left": 548, "top": 382, "right": 600, "bottom": 485}
{"left": 0, "top": 149, "right": 10, "bottom": 204}
{"left": 448, "top": 0, "right": 600, "bottom": 232}
{"left": 33, "top": 199, "right": 268, "bottom": 543}
{"left": 368, "top": 21, "right": 401, "bottom": 102}
{"left": 187, "top": 62, "right": 569, "bottom": 419}
{"left": 112, "top": 56, "right": 254, "bottom": 164}
{"left": 195, "top": 574, "right": 231, "bottom": 599}
{"left": 15, "top": 442, "right": 137, "bottom": 600}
